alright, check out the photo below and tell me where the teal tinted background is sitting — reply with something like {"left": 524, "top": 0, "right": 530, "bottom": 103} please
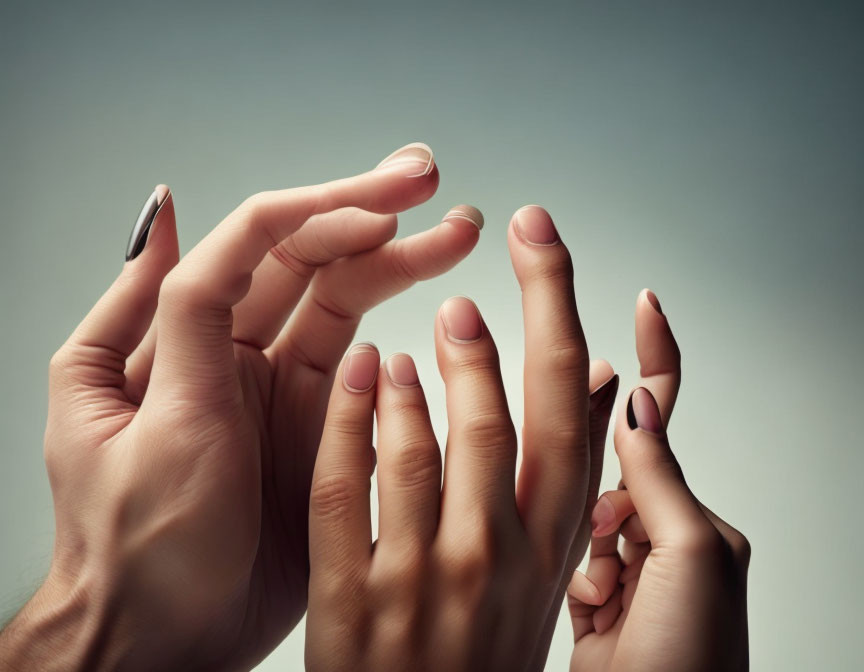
{"left": 1, "top": 1, "right": 862, "bottom": 668}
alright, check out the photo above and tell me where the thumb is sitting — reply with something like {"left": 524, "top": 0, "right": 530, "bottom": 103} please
{"left": 613, "top": 387, "right": 718, "bottom": 551}
{"left": 50, "top": 186, "right": 179, "bottom": 397}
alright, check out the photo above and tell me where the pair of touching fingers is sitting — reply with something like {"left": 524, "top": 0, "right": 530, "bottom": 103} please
{"left": 567, "top": 299, "right": 751, "bottom": 649}
{"left": 307, "top": 207, "right": 621, "bottom": 671}
{"left": 64, "top": 143, "right": 482, "bottom": 412}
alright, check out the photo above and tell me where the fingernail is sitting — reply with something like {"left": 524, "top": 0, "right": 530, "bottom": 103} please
{"left": 384, "top": 353, "right": 420, "bottom": 387}
{"left": 440, "top": 296, "right": 483, "bottom": 344}
{"left": 644, "top": 289, "right": 663, "bottom": 314}
{"left": 343, "top": 343, "right": 380, "bottom": 392}
{"left": 512, "top": 205, "right": 559, "bottom": 246}
{"left": 375, "top": 142, "right": 435, "bottom": 178}
{"left": 626, "top": 387, "right": 664, "bottom": 434}
{"left": 442, "top": 204, "right": 484, "bottom": 231}
{"left": 589, "top": 374, "right": 619, "bottom": 412}
{"left": 591, "top": 496, "right": 617, "bottom": 536}
{"left": 126, "top": 185, "right": 169, "bottom": 261}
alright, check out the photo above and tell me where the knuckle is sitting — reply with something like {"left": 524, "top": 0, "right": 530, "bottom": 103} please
{"left": 437, "top": 526, "right": 496, "bottom": 593}
{"left": 326, "top": 410, "right": 372, "bottom": 441}
{"left": 672, "top": 524, "right": 726, "bottom": 560}
{"left": 449, "top": 350, "right": 501, "bottom": 378}
{"left": 542, "top": 341, "right": 588, "bottom": 378}
{"left": 389, "top": 438, "right": 441, "bottom": 490}
{"left": 387, "top": 243, "right": 421, "bottom": 285}
{"left": 459, "top": 413, "right": 517, "bottom": 452}
{"left": 310, "top": 474, "right": 364, "bottom": 520}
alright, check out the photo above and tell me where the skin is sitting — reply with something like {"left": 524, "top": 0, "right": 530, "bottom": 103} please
{"left": 0, "top": 143, "right": 486, "bottom": 671}
{"left": 567, "top": 294, "right": 750, "bottom": 671}
{"left": 306, "top": 206, "right": 621, "bottom": 672}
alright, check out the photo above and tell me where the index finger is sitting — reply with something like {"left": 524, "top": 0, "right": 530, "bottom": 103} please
{"left": 149, "top": 143, "right": 438, "bottom": 396}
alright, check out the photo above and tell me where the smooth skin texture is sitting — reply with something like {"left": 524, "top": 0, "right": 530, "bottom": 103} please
{"left": 306, "top": 207, "right": 621, "bottom": 672}
{"left": 0, "top": 144, "right": 485, "bottom": 671}
{"left": 567, "top": 293, "right": 750, "bottom": 671}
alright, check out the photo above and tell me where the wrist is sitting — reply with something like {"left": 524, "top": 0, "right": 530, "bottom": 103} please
{"left": 0, "top": 568, "right": 126, "bottom": 672}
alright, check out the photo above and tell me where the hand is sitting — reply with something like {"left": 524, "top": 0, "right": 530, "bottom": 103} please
{"left": 567, "top": 294, "right": 750, "bottom": 672}
{"left": 0, "top": 144, "right": 483, "bottom": 671}
{"left": 305, "top": 206, "right": 620, "bottom": 672}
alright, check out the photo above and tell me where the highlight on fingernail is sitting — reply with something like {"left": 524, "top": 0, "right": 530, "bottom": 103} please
{"left": 440, "top": 296, "right": 484, "bottom": 344}
{"left": 343, "top": 342, "right": 380, "bottom": 393}
{"left": 626, "top": 387, "right": 664, "bottom": 434}
{"left": 512, "top": 204, "right": 559, "bottom": 246}
{"left": 643, "top": 288, "right": 663, "bottom": 315}
{"left": 591, "top": 496, "right": 617, "bottom": 536}
{"left": 384, "top": 353, "right": 421, "bottom": 388}
{"left": 125, "top": 185, "right": 169, "bottom": 261}
{"left": 442, "top": 205, "right": 484, "bottom": 231}
{"left": 375, "top": 142, "right": 435, "bottom": 178}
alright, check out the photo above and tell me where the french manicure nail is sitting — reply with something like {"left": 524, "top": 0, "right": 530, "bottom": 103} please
{"left": 644, "top": 289, "right": 663, "bottom": 315}
{"left": 343, "top": 343, "right": 380, "bottom": 392}
{"left": 442, "top": 205, "right": 484, "bottom": 231}
{"left": 385, "top": 353, "right": 420, "bottom": 387}
{"left": 513, "top": 205, "right": 559, "bottom": 246}
{"left": 591, "top": 496, "right": 617, "bottom": 536}
{"left": 125, "top": 186, "right": 168, "bottom": 261}
{"left": 375, "top": 142, "right": 435, "bottom": 178}
{"left": 589, "top": 374, "right": 619, "bottom": 412}
{"left": 440, "top": 296, "right": 483, "bottom": 344}
{"left": 626, "top": 387, "right": 664, "bottom": 434}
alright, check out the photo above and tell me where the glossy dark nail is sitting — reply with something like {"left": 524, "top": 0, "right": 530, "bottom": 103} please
{"left": 589, "top": 374, "right": 619, "bottom": 412}
{"left": 125, "top": 189, "right": 164, "bottom": 261}
{"left": 626, "top": 387, "right": 664, "bottom": 434}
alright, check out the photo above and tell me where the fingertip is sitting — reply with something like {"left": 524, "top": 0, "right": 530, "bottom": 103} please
{"left": 154, "top": 184, "right": 171, "bottom": 204}
{"left": 442, "top": 204, "right": 484, "bottom": 231}
{"left": 343, "top": 342, "right": 380, "bottom": 393}
{"left": 589, "top": 359, "right": 616, "bottom": 393}
{"left": 383, "top": 352, "right": 420, "bottom": 388}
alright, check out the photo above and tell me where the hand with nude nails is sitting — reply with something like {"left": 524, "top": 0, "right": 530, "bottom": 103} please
{"left": 0, "top": 144, "right": 486, "bottom": 671}
{"left": 305, "top": 206, "right": 621, "bottom": 672}
{"left": 566, "top": 294, "right": 750, "bottom": 672}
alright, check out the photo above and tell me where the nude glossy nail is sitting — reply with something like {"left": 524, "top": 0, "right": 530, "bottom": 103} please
{"left": 375, "top": 142, "right": 435, "bottom": 178}
{"left": 513, "top": 205, "right": 559, "bottom": 246}
{"left": 385, "top": 353, "right": 420, "bottom": 387}
{"left": 125, "top": 185, "right": 169, "bottom": 261}
{"left": 626, "top": 387, "right": 664, "bottom": 434}
{"left": 442, "top": 205, "right": 484, "bottom": 231}
{"left": 343, "top": 343, "right": 380, "bottom": 392}
{"left": 440, "top": 296, "right": 483, "bottom": 344}
{"left": 644, "top": 289, "right": 663, "bottom": 314}
{"left": 591, "top": 496, "right": 617, "bottom": 536}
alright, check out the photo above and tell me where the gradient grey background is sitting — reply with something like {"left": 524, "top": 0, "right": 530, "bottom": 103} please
{"left": 1, "top": 1, "right": 862, "bottom": 669}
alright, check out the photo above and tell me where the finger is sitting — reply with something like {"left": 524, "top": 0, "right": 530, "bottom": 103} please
{"left": 508, "top": 206, "right": 590, "bottom": 557}
{"left": 634, "top": 288, "right": 681, "bottom": 427}
{"left": 273, "top": 206, "right": 482, "bottom": 375}
{"left": 148, "top": 142, "right": 438, "bottom": 398}
{"left": 53, "top": 186, "right": 178, "bottom": 394}
{"left": 592, "top": 584, "right": 623, "bottom": 635}
{"left": 122, "top": 321, "right": 157, "bottom": 404}
{"left": 375, "top": 354, "right": 441, "bottom": 553}
{"left": 567, "top": 528, "right": 621, "bottom": 642}
{"left": 435, "top": 296, "right": 517, "bottom": 521}
{"left": 590, "top": 490, "right": 638, "bottom": 538}
{"left": 232, "top": 208, "right": 398, "bottom": 348}
{"left": 309, "top": 343, "right": 379, "bottom": 581}
{"left": 614, "top": 387, "right": 719, "bottom": 550}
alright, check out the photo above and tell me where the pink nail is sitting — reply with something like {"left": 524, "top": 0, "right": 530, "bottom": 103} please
{"left": 513, "top": 205, "right": 559, "bottom": 245}
{"left": 440, "top": 297, "right": 483, "bottom": 343}
{"left": 385, "top": 353, "right": 420, "bottom": 387}
{"left": 644, "top": 289, "right": 663, "bottom": 314}
{"left": 375, "top": 142, "right": 435, "bottom": 178}
{"left": 626, "top": 387, "right": 664, "bottom": 434}
{"left": 343, "top": 343, "right": 380, "bottom": 392}
{"left": 591, "top": 496, "right": 617, "bottom": 536}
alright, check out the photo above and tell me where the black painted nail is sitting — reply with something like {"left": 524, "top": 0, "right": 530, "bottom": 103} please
{"left": 589, "top": 374, "right": 619, "bottom": 412}
{"left": 125, "top": 189, "right": 163, "bottom": 261}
